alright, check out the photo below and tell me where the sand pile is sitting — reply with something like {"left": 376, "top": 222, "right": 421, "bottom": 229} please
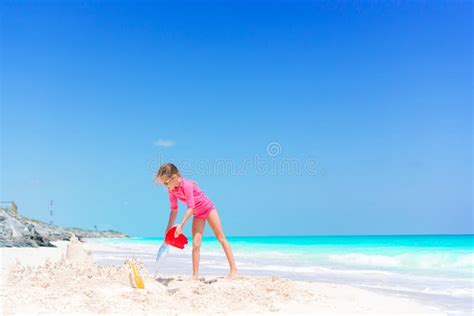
{"left": 3, "top": 237, "right": 315, "bottom": 315}
{"left": 157, "top": 274, "right": 314, "bottom": 314}
{"left": 64, "top": 234, "right": 92, "bottom": 262}
{"left": 1, "top": 238, "right": 446, "bottom": 315}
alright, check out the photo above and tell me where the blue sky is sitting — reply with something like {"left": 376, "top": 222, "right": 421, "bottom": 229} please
{"left": 1, "top": 0, "right": 472, "bottom": 237}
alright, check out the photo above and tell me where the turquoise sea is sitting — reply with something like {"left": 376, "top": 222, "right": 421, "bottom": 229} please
{"left": 89, "top": 234, "right": 473, "bottom": 315}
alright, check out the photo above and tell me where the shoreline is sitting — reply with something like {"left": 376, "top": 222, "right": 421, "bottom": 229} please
{"left": 0, "top": 239, "right": 447, "bottom": 315}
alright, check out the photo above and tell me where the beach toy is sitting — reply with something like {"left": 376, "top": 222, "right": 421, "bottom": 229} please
{"left": 130, "top": 259, "right": 145, "bottom": 289}
{"left": 154, "top": 225, "right": 187, "bottom": 274}
{"left": 165, "top": 225, "right": 189, "bottom": 249}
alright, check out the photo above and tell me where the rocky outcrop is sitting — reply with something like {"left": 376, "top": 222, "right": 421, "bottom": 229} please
{"left": 0, "top": 208, "right": 129, "bottom": 247}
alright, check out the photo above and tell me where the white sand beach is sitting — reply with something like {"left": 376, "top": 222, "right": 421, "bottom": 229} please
{"left": 1, "top": 238, "right": 446, "bottom": 315}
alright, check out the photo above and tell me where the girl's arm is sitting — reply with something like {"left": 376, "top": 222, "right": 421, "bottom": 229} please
{"left": 165, "top": 209, "right": 178, "bottom": 235}
{"left": 179, "top": 208, "right": 194, "bottom": 228}
{"left": 179, "top": 180, "right": 195, "bottom": 230}
{"left": 174, "top": 184, "right": 194, "bottom": 237}
{"left": 165, "top": 190, "right": 179, "bottom": 234}
{"left": 174, "top": 208, "right": 193, "bottom": 238}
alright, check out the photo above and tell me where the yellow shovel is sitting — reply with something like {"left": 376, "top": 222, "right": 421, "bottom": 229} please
{"left": 130, "top": 259, "right": 145, "bottom": 289}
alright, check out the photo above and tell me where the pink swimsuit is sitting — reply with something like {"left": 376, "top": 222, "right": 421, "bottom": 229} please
{"left": 168, "top": 177, "right": 215, "bottom": 219}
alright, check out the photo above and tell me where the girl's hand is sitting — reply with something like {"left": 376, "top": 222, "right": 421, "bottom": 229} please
{"left": 174, "top": 224, "right": 183, "bottom": 238}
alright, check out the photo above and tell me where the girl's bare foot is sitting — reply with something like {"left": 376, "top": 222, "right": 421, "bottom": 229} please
{"left": 226, "top": 269, "right": 238, "bottom": 279}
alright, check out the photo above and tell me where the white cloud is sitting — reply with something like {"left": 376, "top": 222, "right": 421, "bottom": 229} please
{"left": 154, "top": 139, "right": 176, "bottom": 147}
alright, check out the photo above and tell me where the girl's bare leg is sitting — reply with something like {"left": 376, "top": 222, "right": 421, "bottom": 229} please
{"left": 207, "top": 209, "right": 238, "bottom": 279}
{"left": 191, "top": 216, "right": 206, "bottom": 280}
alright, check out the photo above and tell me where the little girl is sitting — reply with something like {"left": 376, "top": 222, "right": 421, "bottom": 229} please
{"left": 155, "top": 163, "right": 238, "bottom": 280}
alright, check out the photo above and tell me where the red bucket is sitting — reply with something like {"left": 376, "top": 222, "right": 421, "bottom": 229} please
{"left": 165, "top": 225, "right": 189, "bottom": 249}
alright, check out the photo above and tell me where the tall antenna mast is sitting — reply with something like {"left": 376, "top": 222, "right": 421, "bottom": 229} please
{"left": 49, "top": 200, "right": 54, "bottom": 225}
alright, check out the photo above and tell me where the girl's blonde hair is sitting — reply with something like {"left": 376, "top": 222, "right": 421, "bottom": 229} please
{"left": 155, "top": 163, "right": 181, "bottom": 182}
